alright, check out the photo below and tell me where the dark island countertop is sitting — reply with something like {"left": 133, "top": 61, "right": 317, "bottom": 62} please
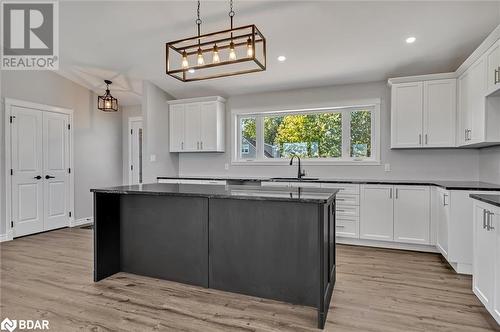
{"left": 469, "top": 194, "right": 500, "bottom": 208}
{"left": 157, "top": 176, "right": 500, "bottom": 191}
{"left": 91, "top": 183, "right": 338, "bottom": 204}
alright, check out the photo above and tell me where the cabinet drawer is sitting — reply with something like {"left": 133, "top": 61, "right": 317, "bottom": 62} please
{"left": 201, "top": 180, "right": 227, "bottom": 185}
{"left": 158, "top": 179, "right": 180, "bottom": 184}
{"left": 289, "top": 181, "right": 322, "bottom": 188}
{"left": 336, "top": 194, "right": 359, "bottom": 206}
{"left": 322, "top": 183, "right": 360, "bottom": 195}
{"left": 336, "top": 218, "right": 359, "bottom": 238}
{"left": 336, "top": 205, "right": 359, "bottom": 218}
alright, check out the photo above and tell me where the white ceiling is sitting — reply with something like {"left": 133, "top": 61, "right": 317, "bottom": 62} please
{"left": 58, "top": 1, "right": 500, "bottom": 105}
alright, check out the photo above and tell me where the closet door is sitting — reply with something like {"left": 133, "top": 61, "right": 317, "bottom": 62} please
{"left": 11, "top": 106, "right": 44, "bottom": 237}
{"left": 43, "top": 112, "right": 70, "bottom": 231}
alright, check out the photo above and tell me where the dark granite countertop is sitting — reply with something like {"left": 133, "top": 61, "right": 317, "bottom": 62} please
{"left": 469, "top": 194, "right": 500, "bottom": 208}
{"left": 91, "top": 183, "right": 338, "bottom": 204}
{"left": 157, "top": 176, "right": 500, "bottom": 191}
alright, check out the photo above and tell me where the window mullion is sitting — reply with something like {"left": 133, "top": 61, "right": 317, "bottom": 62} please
{"left": 341, "top": 110, "right": 351, "bottom": 159}
{"left": 256, "top": 116, "right": 265, "bottom": 160}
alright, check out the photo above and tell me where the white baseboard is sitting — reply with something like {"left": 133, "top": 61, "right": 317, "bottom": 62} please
{"left": 337, "top": 237, "right": 439, "bottom": 253}
{"left": 70, "top": 217, "right": 93, "bottom": 228}
{"left": 0, "top": 230, "right": 14, "bottom": 242}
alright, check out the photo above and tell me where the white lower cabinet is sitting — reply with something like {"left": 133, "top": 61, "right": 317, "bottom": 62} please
{"left": 360, "top": 185, "right": 394, "bottom": 241}
{"left": 472, "top": 201, "right": 500, "bottom": 325}
{"left": 435, "top": 188, "right": 450, "bottom": 258}
{"left": 394, "top": 186, "right": 431, "bottom": 244}
{"left": 360, "top": 185, "right": 431, "bottom": 244}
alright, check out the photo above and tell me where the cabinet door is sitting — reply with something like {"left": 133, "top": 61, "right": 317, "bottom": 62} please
{"left": 486, "top": 40, "right": 500, "bottom": 95}
{"left": 360, "top": 185, "right": 394, "bottom": 241}
{"left": 457, "top": 72, "right": 471, "bottom": 146}
{"left": 391, "top": 82, "right": 423, "bottom": 148}
{"left": 184, "top": 103, "right": 201, "bottom": 151}
{"left": 468, "top": 57, "right": 487, "bottom": 143}
{"left": 200, "top": 102, "right": 218, "bottom": 151}
{"left": 436, "top": 189, "right": 450, "bottom": 257}
{"left": 169, "top": 104, "right": 185, "bottom": 152}
{"left": 493, "top": 208, "right": 500, "bottom": 324}
{"left": 473, "top": 203, "right": 495, "bottom": 309}
{"left": 393, "top": 186, "right": 430, "bottom": 244}
{"left": 423, "top": 79, "right": 456, "bottom": 147}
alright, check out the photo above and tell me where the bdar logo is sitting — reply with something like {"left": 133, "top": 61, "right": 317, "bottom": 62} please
{"left": 0, "top": 318, "right": 17, "bottom": 332}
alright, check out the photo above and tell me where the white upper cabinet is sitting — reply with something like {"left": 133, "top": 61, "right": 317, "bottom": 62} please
{"left": 486, "top": 39, "right": 500, "bottom": 95}
{"left": 169, "top": 96, "right": 226, "bottom": 153}
{"left": 423, "top": 80, "right": 456, "bottom": 147}
{"left": 391, "top": 82, "right": 423, "bottom": 148}
{"left": 391, "top": 79, "right": 456, "bottom": 148}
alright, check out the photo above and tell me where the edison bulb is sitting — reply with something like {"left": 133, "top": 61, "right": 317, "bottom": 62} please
{"left": 229, "top": 41, "right": 236, "bottom": 60}
{"left": 197, "top": 48, "right": 205, "bottom": 65}
{"left": 212, "top": 44, "right": 220, "bottom": 63}
{"left": 181, "top": 50, "right": 189, "bottom": 68}
{"left": 246, "top": 38, "right": 253, "bottom": 57}
{"left": 105, "top": 100, "right": 111, "bottom": 108}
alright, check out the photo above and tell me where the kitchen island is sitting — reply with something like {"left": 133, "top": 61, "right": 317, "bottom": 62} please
{"left": 91, "top": 183, "right": 338, "bottom": 329}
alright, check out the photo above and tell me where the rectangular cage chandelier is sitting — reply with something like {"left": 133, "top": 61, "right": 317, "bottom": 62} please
{"left": 166, "top": 0, "right": 266, "bottom": 82}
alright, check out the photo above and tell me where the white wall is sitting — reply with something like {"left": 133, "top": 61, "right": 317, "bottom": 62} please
{"left": 178, "top": 81, "right": 480, "bottom": 181}
{"left": 479, "top": 146, "right": 500, "bottom": 184}
{"left": 142, "top": 81, "right": 178, "bottom": 182}
{"left": 122, "top": 105, "right": 142, "bottom": 184}
{"left": 1, "top": 70, "right": 123, "bottom": 235}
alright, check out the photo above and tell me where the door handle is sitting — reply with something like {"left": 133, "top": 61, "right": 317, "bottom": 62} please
{"left": 34, "top": 175, "right": 42, "bottom": 180}
{"left": 45, "top": 175, "right": 55, "bottom": 179}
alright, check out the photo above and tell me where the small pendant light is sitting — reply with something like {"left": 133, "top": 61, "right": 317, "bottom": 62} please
{"left": 98, "top": 80, "right": 118, "bottom": 112}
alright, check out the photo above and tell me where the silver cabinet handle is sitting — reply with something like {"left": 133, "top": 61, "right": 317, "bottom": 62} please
{"left": 495, "top": 67, "right": 499, "bottom": 85}
{"left": 419, "top": 134, "right": 422, "bottom": 145}
{"left": 337, "top": 209, "right": 345, "bottom": 212}
{"left": 465, "top": 129, "right": 468, "bottom": 141}
{"left": 336, "top": 225, "right": 345, "bottom": 229}
{"left": 389, "top": 188, "right": 393, "bottom": 199}
{"left": 197, "top": 142, "right": 200, "bottom": 149}
{"left": 488, "top": 211, "right": 495, "bottom": 231}
{"left": 425, "top": 134, "right": 428, "bottom": 145}
{"left": 483, "top": 209, "right": 487, "bottom": 229}
{"left": 181, "top": 142, "right": 184, "bottom": 150}
{"left": 201, "top": 141, "right": 203, "bottom": 150}
{"left": 443, "top": 194, "right": 448, "bottom": 206}
{"left": 395, "top": 188, "right": 399, "bottom": 199}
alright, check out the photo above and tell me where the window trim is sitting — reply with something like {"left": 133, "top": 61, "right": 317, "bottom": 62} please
{"left": 231, "top": 99, "right": 381, "bottom": 166}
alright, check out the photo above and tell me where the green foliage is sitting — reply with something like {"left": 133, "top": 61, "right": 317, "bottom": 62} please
{"left": 240, "top": 110, "right": 372, "bottom": 159}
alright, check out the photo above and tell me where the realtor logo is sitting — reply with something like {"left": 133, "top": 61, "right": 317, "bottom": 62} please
{"left": 0, "top": 318, "right": 17, "bottom": 332}
{"left": 1, "top": 1, "right": 59, "bottom": 70}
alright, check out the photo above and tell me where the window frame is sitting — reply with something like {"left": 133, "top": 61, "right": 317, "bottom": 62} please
{"left": 231, "top": 99, "right": 381, "bottom": 166}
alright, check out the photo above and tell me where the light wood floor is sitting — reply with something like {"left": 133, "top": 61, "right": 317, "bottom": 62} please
{"left": 1, "top": 228, "right": 499, "bottom": 331}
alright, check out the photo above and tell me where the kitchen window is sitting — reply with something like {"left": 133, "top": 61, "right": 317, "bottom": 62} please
{"left": 234, "top": 103, "right": 380, "bottom": 164}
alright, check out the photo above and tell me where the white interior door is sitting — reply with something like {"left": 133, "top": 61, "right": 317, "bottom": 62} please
{"left": 130, "top": 119, "right": 143, "bottom": 185}
{"left": 43, "top": 111, "right": 70, "bottom": 231}
{"left": 11, "top": 106, "right": 44, "bottom": 237}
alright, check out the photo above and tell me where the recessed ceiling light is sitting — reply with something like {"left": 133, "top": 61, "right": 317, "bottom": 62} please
{"left": 277, "top": 55, "right": 287, "bottom": 62}
{"left": 406, "top": 36, "right": 416, "bottom": 44}
{"left": 188, "top": 68, "right": 195, "bottom": 74}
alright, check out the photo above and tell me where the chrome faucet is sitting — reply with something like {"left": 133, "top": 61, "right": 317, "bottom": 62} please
{"left": 289, "top": 155, "right": 306, "bottom": 179}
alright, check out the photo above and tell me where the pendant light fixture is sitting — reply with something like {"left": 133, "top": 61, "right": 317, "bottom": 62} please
{"left": 97, "top": 80, "right": 118, "bottom": 112}
{"left": 166, "top": 0, "right": 266, "bottom": 82}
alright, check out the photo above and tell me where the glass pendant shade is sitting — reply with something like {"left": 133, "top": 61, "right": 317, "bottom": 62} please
{"left": 212, "top": 44, "right": 220, "bottom": 63}
{"left": 197, "top": 48, "right": 205, "bottom": 65}
{"left": 229, "top": 41, "right": 237, "bottom": 60}
{"left": 97, "top": 80, "right": 118, "bottom": 112}
{"left": 182, "top": 51, "right": 189, "bottom": 68}
{"left": 246, "top": 37, "right": 253, "bottom": 57}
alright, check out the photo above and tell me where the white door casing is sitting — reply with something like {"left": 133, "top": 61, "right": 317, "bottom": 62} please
{"left": 129, "top": 117, "right": 143, "bottom": 185}
{"left": 4, "top": 99, "right": 74, "bottom": 239}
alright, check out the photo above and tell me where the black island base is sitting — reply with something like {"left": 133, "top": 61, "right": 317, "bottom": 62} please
{"left": 91, "top": 183, "right": 338, "bottom": 329}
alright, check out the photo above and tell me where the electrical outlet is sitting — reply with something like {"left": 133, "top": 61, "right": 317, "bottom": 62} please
{"left": 224, "top": 163, "right": 229, "bottom": 170}
{"left": 384, "top": 163, "right": 391, "bottom": 172}
{"left": 150, "top": 154, "right": 156, "bottom": 162}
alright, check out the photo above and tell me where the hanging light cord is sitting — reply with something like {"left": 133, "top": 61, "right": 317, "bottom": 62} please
{"left": 196, "top": 0, "right": 202, "bottom": 45}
